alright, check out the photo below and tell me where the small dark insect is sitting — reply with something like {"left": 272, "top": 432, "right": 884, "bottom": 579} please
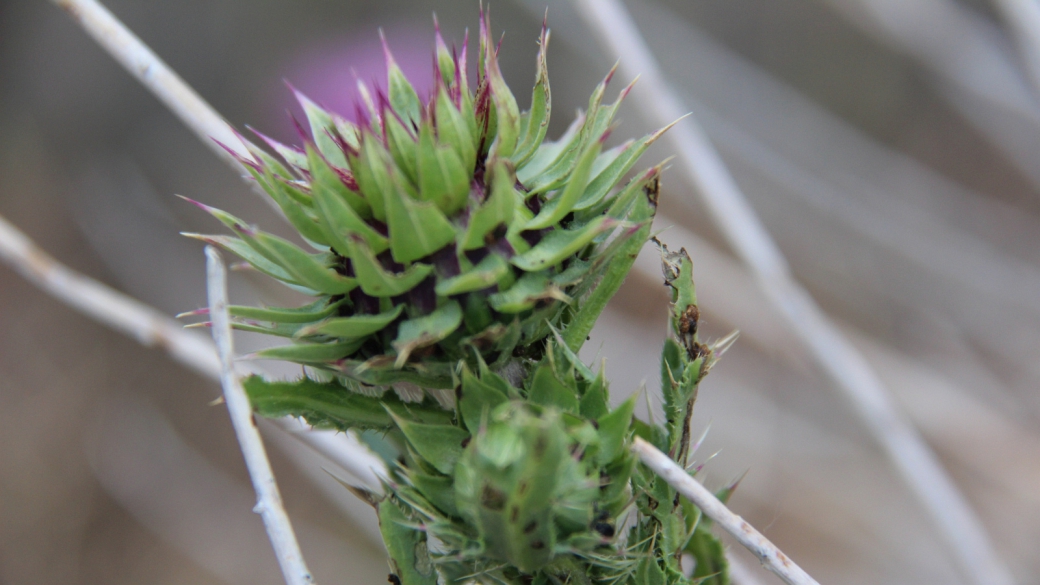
{"left": 644, "top": 174, "right": 661, "bottom": 207}
{"left": 388, "top": 574, "right": 402, "bottom": 585}
{"left": 679, "top": 304, "right": 699, "bottom": 341}
{"left": 592, "top": 521, "right": 615, "bottom": 538}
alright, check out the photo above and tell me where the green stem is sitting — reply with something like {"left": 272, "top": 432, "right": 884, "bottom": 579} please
{"left": 547, "top": 556, "right": 594, "bottom": 585}
{"left": 562, "top": 222, "right": 652, "bottom": 352}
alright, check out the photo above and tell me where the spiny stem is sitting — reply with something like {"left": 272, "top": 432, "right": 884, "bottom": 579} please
{"left": 570, "top": 1, "right": 1012, "bottom": 583}
{"left": 205, "top": 246, "right": 315, "bottom": 585}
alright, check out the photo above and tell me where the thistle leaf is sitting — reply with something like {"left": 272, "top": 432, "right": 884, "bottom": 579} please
{"left": 435, "top": 86, "right": 477, "bottom": 174}
{"left": 252, "top": 339, "right": 367, "bottom": 363}
{"left": 389, "top": 411, "right": 469, "bottom": 475}
{"left": 250, "top": 231, "right": 357, "bottom": 295}
{"left": 294, "top": 89, "right": 349, "bottom": 168}
{"left": 346, "top": 236, "right": 434, "bottom": 297}
{"left": 385, "top": 112, "right": 420, "bottom": 184}
{"left": 562, "top": 170, "right": 659, "bottom": 351}
{"left": 524, "top": 131, "right": 604, "bottom": 230}
{"left": 458, "top": 367, "right": 510, "bottom": 432}
{"left": 418, "top": 121, "right": 471, "bottom": 214}
{"left": 483, "top": 25, "right": 520, "bottom": 160}
{"left": 461, "top": 160, "right": 516, "bottom": 250}
{"left": 306, "top": 145, "right": 371, "bottom": 219}
{"left": 382, "top": 32, "right": 423, "bottom": 129}
{"left": 392, "top": 301, "right": 464, "bottom": 366}
{"left": 379, "top": 498, "right": 439, "bottom": 585}
{"left": 350, "top": 133, "right": 393, "bottom": 222}
{"left": 408, "top": 469, "right": 460, "bottom": 517}
{"left": 527, "top": 365, "right": 579, "bottom": 413}
{"left": 299, "top": 305, "right": 404, "bottom": 339}
{"left": 511, "top": 217, "right": 617, "bottom": 272}
{"left": 385, "top": 185, "right": 457, "bottom": 265}
{"left": 187, "top": 233, "right": 298, "bottom": 285}
{"left": 435, "top": 253, "right": 510, "bottom": 296}
{"left": 574, "top": 122, "right": 675, "bottom": 211}
{"left": 243, "top": 375, "right": 447, "bottom": 431}
{"left": 308, "top": 149, "right": 390, "bottom": 257}
{"left": 597, "top": 395, "right": 635, "bottom": 464}
{"left": 246, "top": 165, "right": 329, "bottom": 249}
{"left": 224, "top": 299, "right": 342, "bottom": 324}
{"left": 488, "top": 273, "right": 568, "bottom": 314}
{"left": 511, "top": 25, "right": 551, "bottom": 167}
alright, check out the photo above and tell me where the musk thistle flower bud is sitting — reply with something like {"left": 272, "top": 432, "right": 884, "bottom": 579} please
{"left": 181, "top": 11, "right": 672, "bottom": 394}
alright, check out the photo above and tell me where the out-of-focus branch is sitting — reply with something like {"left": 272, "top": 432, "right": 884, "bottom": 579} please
{"left": 0, "top": 211, "right": 386, "bottom": 490}
{"left": 992, "top": 0, "right": 1040, "bottom": 105}
{"left": 47, "top": 0, "right": 285, "bottom": 216}
{"left": 818, "top": 0, "right": 1040, "bottom": 191}
{"left": 206, "top": 247, "right": 315, "bottom": 585}
{"left": 570, "top": 2, "right": 1014, "bottom": 585}
{"left": 632, "top": 438, "right": 818, "bottom": 585}
{"left": 49, "top": 0, "right": 251, "bottom": 170}
{"left": 0, "top": 212, "right": 222, "bottom": 379}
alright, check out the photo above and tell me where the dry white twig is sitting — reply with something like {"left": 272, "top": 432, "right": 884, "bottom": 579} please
{"left": 50, "top": 0, "right": 251, "bottom": 170}
{"left": 0, "top": 212, "right": 222, "bottom": 379}
{"left": 992, "top": 0, "right": 1040, "bottom": 105}
{"left": 632, "top": 437, "right": 818, "bottom": 585}
{"left": 48, "top": 0, "right": 284, "bottom": 217}
{"left": 571, "top": 2, "right": 1013, "bottom": 585}
{"left": 0, "top": 211, "right": 385, "bottom": 488}
{"left": 206, "top": 246, "right": 315, "bottom": 585}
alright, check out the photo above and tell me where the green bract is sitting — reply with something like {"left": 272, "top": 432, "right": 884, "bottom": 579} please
{"left": 242, "top": 238, "right": 731, "bottom": 585}
{"left": 181, "top": 12, "right": 673, "bottom": 395}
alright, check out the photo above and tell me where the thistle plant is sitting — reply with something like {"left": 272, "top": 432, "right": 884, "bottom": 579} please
{"left": 181, "top": 10, "right": 731, "bottom": 585}
{"left": 181, "top": 12, "right": 674, "bottom": 401}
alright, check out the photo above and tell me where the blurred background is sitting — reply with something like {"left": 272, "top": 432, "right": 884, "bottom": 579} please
{"left": 2, "top": 0, "right": 1040, "bottom": 583}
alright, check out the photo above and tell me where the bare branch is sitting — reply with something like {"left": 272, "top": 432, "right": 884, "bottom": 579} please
{"left": 205, "top": 246, "right": 315, "bottom": 585}
{"left": 570, "top": 1, "right": 1013, "bottom": 584}
{"left": 0, "top": 210, "right": 385, "bottom": 489}
{"left": 992, "top": 0, "right": 1040, "bottom": 104}
{"left": 632, "top": 437, "right": 818, "bottom": 585}
{"left": 0, "top": 212, "right": 221, "bottom": 379}
{"left": 48, "top": 0, "right": 283, "bottom": 216}
{"left": 50, "top": 0, "right": 250, "bottom": 170}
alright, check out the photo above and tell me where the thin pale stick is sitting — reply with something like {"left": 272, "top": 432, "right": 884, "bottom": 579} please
{"left": 48, "top": 0, "right": 284, "bottom": 217}
{"left": 206, "top": 246, "right": 315, "bottom": 585}
{"left": 570, "top": 1, "right": 1012, "bottom": 584}
{"left": 50, "top": 0, "right": 250, "bottom": 170}
{"left": 992, "top": 0, "right": 1040, "bottom": 104}
{"left": 0, "top": 211, "right": 386, "bottom": 489}
{"left": 0, "top": 212, "right": 221, "bottom": 379}
{"left": 632, "top": 437, "right": 818, "bottom": 585}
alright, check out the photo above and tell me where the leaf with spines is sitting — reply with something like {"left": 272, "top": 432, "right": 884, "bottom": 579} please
{"left": 347, "top": 236, "right": 433, "bottom": 297}
{"left": 243, "top": 375, "right": 451, "bottom": 432}
{"left": 186, "top": 11, "right": 671, "bottom": 406}
{"left": 297, "top": 305, "right": 403, "bottom": 339}
{"left": 295, "top": 88, "right": 350, "bottom": 168}
{"left": 512, "top": 22, "right": 551, "bottom": 166}
{"left": 393, "top": 301, "right": 463, "bottom": 366}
